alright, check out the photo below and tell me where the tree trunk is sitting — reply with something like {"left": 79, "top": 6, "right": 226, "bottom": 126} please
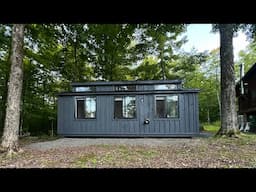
{"left": 207, "top": 109, "right": 210, "bottom": 124}
{"left": 159, "top": 39, "right": 166, "bottom": 80}
{"left": 216, "top": 66, "right": 221, "bottom": 120}
{"left": 216, "top": 24, "right": 239, "bottom": 136}
{"left": 1, "top": 24, "right": 25, "bottom": 152}
{"left": 160, "top": 60, "right": 166, "bottom": 80}
{"left": 216, "top": 89, "right": 221, "bottom": 120}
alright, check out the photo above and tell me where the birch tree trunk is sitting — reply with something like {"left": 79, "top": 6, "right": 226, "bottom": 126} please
{"left": 1, "top": 24, "right": 25, "bottom": 152}
{"left": 217, "top": 24, "right": 239, "bottom": 136}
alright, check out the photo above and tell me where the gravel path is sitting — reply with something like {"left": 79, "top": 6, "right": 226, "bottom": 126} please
{"left": 25, "top": 138, "right": 202, "bottom": 151}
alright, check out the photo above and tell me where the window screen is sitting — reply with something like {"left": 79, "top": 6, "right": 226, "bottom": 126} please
{"left": 155, "top": 84, "right": 177, "bottom": 90}
{"left": 74, "top": 86, "right": 96, "bottom": 92}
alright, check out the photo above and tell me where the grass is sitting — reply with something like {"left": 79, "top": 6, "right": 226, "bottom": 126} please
{"left": 72, "top": 146, "right": 159, "bottom": 168}
{"left": 75, "top": 153, "right": 98, "bottom": 168}
{"left": 232, "top": 132, "right": 256, "bottom": 145}
{"left": 203, "top": 121, "right": 220, "bottom": 134}
{"left": 135, "top": 149, "right": 158, "bottom": 157}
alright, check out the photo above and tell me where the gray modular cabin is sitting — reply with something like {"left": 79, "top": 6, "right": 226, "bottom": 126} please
{"left": 57, "top": 80, "right": 200, "bottom": 137}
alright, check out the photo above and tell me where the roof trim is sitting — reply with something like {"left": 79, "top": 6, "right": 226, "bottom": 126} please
{"left": 71, "top": 79, "right": 182, "bottom": 87}
{"left": 58, "top": 89, "right": 200, "bottom": 96}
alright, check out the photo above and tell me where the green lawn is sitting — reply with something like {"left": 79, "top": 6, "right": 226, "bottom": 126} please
{"left": 203, "top": 121, "right": 220, "bottom": 134}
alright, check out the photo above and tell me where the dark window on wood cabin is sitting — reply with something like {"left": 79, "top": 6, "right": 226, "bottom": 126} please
{"left": 77, "top": 100, "right": 85, "bottom": 118}
{"left": 244, "top": 83, "right": 248, "bottom": 95}
{"left": 156, "top": 97, "right": 165, "bottom": 118}
{"left": 115, "top": 85, "right": 136, "bottom": 91}
{"left": 155, "top": 84, "right": 177, "bottom": 90}
{"left": 114, "top": 98, "right": 123, "bottom": 118}
{"left": 73, "top": 86, "right": 96, "bottom": 92}
{"left": 114, "top": 96, "right": 136, "bottom": 119}
{"left": 76, "top": 97, "right": 96, "bottom": 119}
{"left": 155, "top": 95, "right": 179, "bottom": 118}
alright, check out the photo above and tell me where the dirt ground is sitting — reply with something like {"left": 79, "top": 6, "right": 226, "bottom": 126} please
{"left": 1, "top": 134, "right": 256, "bottom": 168}
{"left": 24, "top": 138, "right": 201, "bottom": 150}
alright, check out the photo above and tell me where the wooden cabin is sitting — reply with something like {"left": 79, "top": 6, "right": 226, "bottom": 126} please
{"left": 236, "top": 63, "right": 256, "bottom": 131}
{"left": 57, "top": 80, "right": 200, "bottom": 137}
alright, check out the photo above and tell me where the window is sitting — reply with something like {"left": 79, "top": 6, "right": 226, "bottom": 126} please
{"left": 114, "top": 96, "right": 136, "bottom": 118}
{"left": 155, "top": 95, "right": 179, "bottom": 118}
{"left": 244, "top": 82, "right": 248, "bottom": 95}
{"left": 76, "top": 97, "right": 96, "bottom": 119}
{"left": 155, "top": 84, "right": 177, "bottom": 90}
{"left": 115, "top": 85, "right": 136, "bottom": 91}
{"left": 73, "top": 86, "right": 96, "bottom": 92}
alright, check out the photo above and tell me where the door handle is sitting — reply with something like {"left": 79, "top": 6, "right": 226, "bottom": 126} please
{"left": 144, "top": 118, "right": 150, "bottom": 124}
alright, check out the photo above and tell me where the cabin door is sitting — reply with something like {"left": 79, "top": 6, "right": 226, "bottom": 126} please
{"left": 138, "top": 95, "right": 153, "bottom": 135}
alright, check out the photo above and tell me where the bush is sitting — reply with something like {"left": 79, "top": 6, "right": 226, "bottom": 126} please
{"left": 199, "top": 124, "right": 204, "bottom": 131}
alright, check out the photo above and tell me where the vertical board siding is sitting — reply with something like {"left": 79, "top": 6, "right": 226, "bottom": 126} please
{"left": 175, "top": 120, "right": 179, "bottom": 133}
{"left": 166, "top": 120, "right": 170, "bottom": 134}
{"left": 185, "top": 94, "right": 189, "bottom": 133}
{"left": 195, "top": 93, "right": 199, "bottom": 133}
{"left": 96, "top": 96, "right": 101, "bottom": 133}
{"left": 57, "top": 97, "right": 63, "bottom": 134}
{"left": 58, "top": 91, "right": 199, "bottom": 136}
{"left": 179, "top": 95, "right": 183, "bottom": 133}
{"left": 188, "top": 93, "right": 194, "bottom": 133}
{"left": 192, "top": 94, "right": 196, "bottom": 132}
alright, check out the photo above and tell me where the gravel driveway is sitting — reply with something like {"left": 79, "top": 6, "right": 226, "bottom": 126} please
{"left": 25, "top": 137, "right": 202, "bottom": 151}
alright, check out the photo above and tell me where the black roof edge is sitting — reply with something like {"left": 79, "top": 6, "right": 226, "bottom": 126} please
{"left": 71, "top": 79, "right": 183, "bottom": 87}
{"left": 242, "top": 63, "right": 256, "bottom": 81}
{"left": 57, "top": 89, "right": 200, "bottom": 96}
{"left": 236, "top": 63, "right": 256, "bottom": 87}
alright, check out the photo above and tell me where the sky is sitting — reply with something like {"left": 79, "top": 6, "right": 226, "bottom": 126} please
{"left": 181, "top": 24, "right": 250, "bottom": 61}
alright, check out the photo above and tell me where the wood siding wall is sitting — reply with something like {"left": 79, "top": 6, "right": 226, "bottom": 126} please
{"left": 238, "top": 79, "right": 256, "bottom": 114}
{"left": 57, "top": 93, "right": 199, "bottom": 137}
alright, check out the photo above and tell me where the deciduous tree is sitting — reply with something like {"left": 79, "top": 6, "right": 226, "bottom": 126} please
{"left": 216, "top": 24, "right": 239, "bottom": 136}
{"left": 1, "top": 24, "right": 25, "bottom": 153}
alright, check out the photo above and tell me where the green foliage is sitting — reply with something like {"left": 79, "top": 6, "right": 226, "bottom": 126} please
{"left": 169, "top": 50, "right": 208, "bottom": 81}
{"left": 133, "top": 24, "right": 187, "bottom": 80}
{"left": 0, "top": 24, "right": 12, "bottom": 133}
{"left": 0, "top": 23, "right": 225, "bottom": 136}
{"left": 236, "top": 41, "right": 256, "bottom": 78}
{"left": 184, "top": 49, "right": 220, "bottom": 123}
{"left": 133, "top": 56, "right": 161, "bottom": 80}
{"left": 85, "top": 24, "right": 137, "bottom": 81}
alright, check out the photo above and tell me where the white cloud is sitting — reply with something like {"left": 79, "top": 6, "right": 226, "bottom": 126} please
{"left": 233, "top": 31, "right": 249, "bottom": 61}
